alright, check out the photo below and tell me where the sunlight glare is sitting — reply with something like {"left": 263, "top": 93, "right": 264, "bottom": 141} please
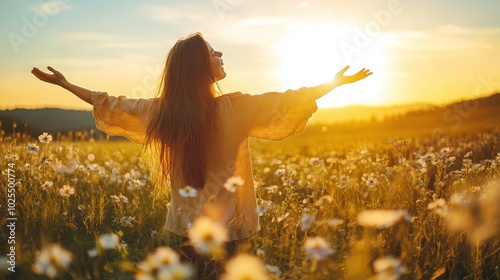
{"left": 276, "top": 23, "right": 388, "bottom": 108}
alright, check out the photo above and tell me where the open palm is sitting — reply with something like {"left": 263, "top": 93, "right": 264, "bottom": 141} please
{"left": 334, "top": 66, "right": 373, "bottom": 85}
{"left": 31, "top": 66, "right": 67, "bottom": 86}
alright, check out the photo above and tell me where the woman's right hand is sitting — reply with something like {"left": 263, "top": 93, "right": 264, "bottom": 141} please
{"left": 31, "top": 66, "right": 68, "bottom": 87}
{"left": 334, "top": 66, "right": 373, "bottom": 86}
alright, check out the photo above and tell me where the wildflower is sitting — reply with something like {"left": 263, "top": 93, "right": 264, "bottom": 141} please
{"left": 116, "top": 216, "right": 135, "bottom": 227}
{"left": 326, "top": 157, "right": 338, "bottom": 164}
{"left": 27, "top": 143, "right": 40, "bottom": 153}
{"left": 256, "top": 248, "right": 265, "bottom": 257}
{"left": 188, "top": 216, "right": 228, "bottom": 256}
{"left": 87, "top": 153, "right": 95, "bottom": 161}
{"left": 98, "top": 233, "right": 120, "bottom": 250}
{"left": 87, "top": 248, "right": 98, "bottom": 258}
{"left": 223, "top": 176, "right": 244, "bottom": 192}
{"left": 274, "top": 168, "right": 286, "bottom": 176}
{"left": 337, "top": 175, "right": 350, "bottom": 189}
{"left": 315, "top": 195, "right": 333, "bottom": 206}
{"left": 221, "top": 254, "right": 269, "bottom": 280}
{"left": 327, "top": 218, "right": 344, "bottom": 228}
{"left": 56, "top": 166, "right": 74, "bottom": 174}
{"left": 439, "top": 147, "right": 451, "bottom": 155}
{"left": 265, "top": 264, "right": 282, "bottom": 277}
{"left": 388, "top": 139, "right": 404, "bottom": 148}
{"left": 300, "top": 213, "right": 315, "bottom": 230}
{"left": 471, "top": 186, "right": 481, "bottom": 192}
{"left": 39, "top": 181, "right": 54, "bottom": 191}
{"left": 38, "top": 132, "right": 53, "bottom": 143}
{"left": 357, "top": 209, "right": 411, "bottom": 229}
{"left": 144, "top": 247, "right": 180, "bottom": 268}
{"left": 137, "top": 247, "right": 192, "bottom": 280}
{"left": 160, "top": 262, "right": 193, "bottom": 280}
{"left": 179, "top": 185, "right": 198, "bottom": 197}
{"left": 59, "top": 185, "right": 75, "bottom": 198}
{"left": 415, "top": 159, "right": 427, "bottom": 173}
{"left": 4, "top": 152, "right": 19, "bottom": 161}
{"left": 266, "top": 185, "right": 278, "bottom": 194}
{"left": 32, "top": 244, "right": 73, "bottom": 279}
{"left": 256, "top": 205, "right": 268, "bottom": 216}
{"left": 462, "top": 158, "right": 473, "bottom": 168}
{"left": 365, "top": 176, "right": 379, "bottom": 188}
{"left": 309, "top": 157, "right": 321, "bottom": 165}
{"left": 373, "top": 256, "right": 407, "bottom": 280}
{"left": 472, "top": 163, "right": 485, "bottom": 173}
{"left": 427, "top": 198, "right": 448, "bottom": 217}
{"left": 304, "top": 236, "right": 334, "bottom": 261}
{"left": 449, "top": 192, "right": 467, "bottom": 207}
{"left": 110, "top": 194, "right": 128, "bottom": 203}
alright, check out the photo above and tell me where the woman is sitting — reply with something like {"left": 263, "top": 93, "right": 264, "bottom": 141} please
{"left": 32, "top": 32, "right": 372, "bottom": 278}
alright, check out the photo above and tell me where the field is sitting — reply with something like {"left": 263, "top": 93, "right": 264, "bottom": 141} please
{"left": 1, "top": 123, "right": 499, "bottom": 279}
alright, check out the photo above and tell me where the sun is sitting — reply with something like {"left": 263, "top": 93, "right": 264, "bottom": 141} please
{"left": 276, "top": 23, "right": 388, "bottom": 108}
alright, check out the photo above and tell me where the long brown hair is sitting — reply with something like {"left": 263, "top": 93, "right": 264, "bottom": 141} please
{"left": 145, "top": 33, "right": 219, "bottom": 189}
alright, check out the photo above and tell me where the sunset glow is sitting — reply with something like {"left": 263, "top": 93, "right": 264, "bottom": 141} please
{"left": 0, "top": 0, "right": 499, "bottom": 109}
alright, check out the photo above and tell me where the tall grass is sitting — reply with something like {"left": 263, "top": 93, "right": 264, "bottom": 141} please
{"left": 0, "top": 125, "right": 499, "bottom": 279}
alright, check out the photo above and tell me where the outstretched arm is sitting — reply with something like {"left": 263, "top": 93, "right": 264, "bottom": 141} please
{"left": 31, "top": 66, "right": 94, "bottom": 105}
{"left": 307, "top": 66, "right": 373, "bottom": 101}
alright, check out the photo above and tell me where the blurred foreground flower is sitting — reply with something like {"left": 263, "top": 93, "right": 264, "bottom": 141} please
{"left": 357, "top": 209, "right": 411, "bottom": 229}
{"left": 32, "top": 244, "right": 73, "bottom": 279}
{"left": 327, "top": 218, "right": 344, "bottom": 228}
{"left": 304, "top": 236, "right": 334, "bottom": 261}
{"left": 98, "top": 233, "right": 120, "bottom": 250}
{"left": 445, "top": 180, "right": 500, "bottom": 244}
{"left": 188, "top": 216, "right": 228, "bottom": 256}
{"left": 136, "top": 247, "right": 193, "bottom": 280}
{"left": 265, "top": 264, "right": 282, "bottom": 278}
{"left": 221, "top": 254, "right": 269, "bottom": 280}
{"left": 373, "top": 256, "right": 407, "bottom": 280}
{"left": 300, "top": 213, "right": 315, "bottom": 230}
{"left": 427, "top": 198, "right": 448, "bottom": 217}
{"left": 179, "top": 185, "right": 197, "bottom": 197}
{"left": 224, "top": 176, "right": 244, "bottom": 192}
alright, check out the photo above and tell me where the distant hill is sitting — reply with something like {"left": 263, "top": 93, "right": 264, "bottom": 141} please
{"left": 0, "top": 108, "right": 107, "bottom": 140}
{"left": 308, "top": 103, "right": 435, "bottom": 125}
{"left": 306, "top": 92, "right": 500, "bottom": 134}
{"left": 1, "top": 93, "right": 499, "bottom": 140}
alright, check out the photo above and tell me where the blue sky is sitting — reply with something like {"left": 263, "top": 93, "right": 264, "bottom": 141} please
{"left": 1, "top": 0, "right": 500, "bottom": 109}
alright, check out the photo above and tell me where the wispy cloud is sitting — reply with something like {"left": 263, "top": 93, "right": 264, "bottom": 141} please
{"left": 140, "top": 4, "right": 208, "bottom": 22}
{"left": 30, "top": 0, "right": 72, "bottom": 15}
{"left": 62, "top": 32, "right": 163, "bottom": 50}
{"left": 383, "top": 25, "right": 500, "bottom": 54}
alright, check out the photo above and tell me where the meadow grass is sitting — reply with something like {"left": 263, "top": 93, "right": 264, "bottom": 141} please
{"left": 0, "top": 125, "right": 499, "bottom": 279}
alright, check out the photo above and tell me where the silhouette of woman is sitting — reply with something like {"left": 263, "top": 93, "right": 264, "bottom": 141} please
{"left": 32, "top": 32, "right": 372, "bottom": 278}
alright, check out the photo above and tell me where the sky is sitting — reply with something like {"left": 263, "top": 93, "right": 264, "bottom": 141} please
{"left": 1, "top": 0, "right": 499, "bottom": 110}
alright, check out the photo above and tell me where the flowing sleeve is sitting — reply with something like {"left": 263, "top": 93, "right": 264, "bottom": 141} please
{"left": 228, "top": 88, "right": 318, "bottom": 141}
{"left": 91, "top": 91, "right": 156, "bottom": 144}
